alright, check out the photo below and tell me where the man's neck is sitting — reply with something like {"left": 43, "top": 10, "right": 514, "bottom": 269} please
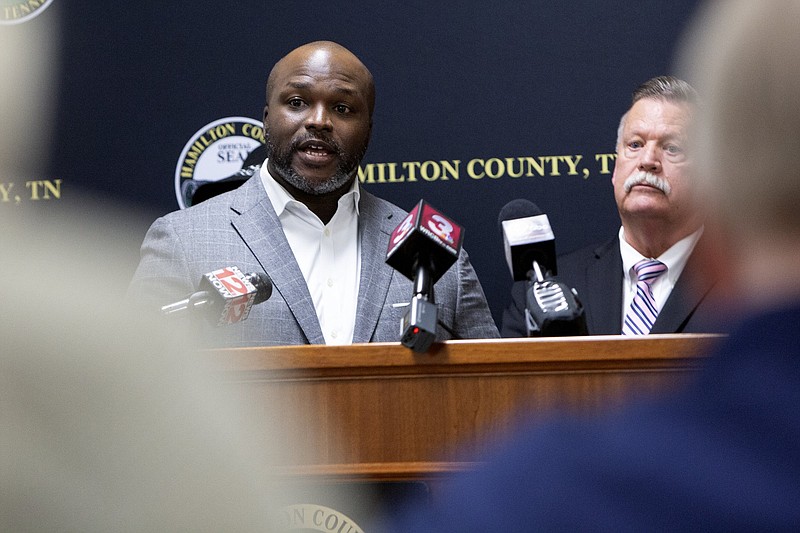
{"left": 268, "top": 167, "right": 356, "bottom": 224}
{"left": 622, "top": 218, "right": 702, "bottom": 258}
{"left": 292, "top": 188, "right": 350, "bottom": 225}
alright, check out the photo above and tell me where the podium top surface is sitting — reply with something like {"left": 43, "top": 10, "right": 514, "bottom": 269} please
{"left": 210, "top": 334, "right": 722, "bottom": 378}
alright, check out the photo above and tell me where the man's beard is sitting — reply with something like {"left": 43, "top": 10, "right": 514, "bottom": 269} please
{"left": 266, "top": 133, "right": 367, "bottom": 195}
{"left": 623, "top": 171, "right": 672, "bottom": 195}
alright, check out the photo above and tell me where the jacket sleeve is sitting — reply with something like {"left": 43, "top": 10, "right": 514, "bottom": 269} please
{"left": 126, "top": 215, "right": 195, "bottom": 311}
{"left": 451, "top": 248, "right": 501, "bottom": 339}
{"left": 500, "top": 280, "right": 529, "bottom": 338}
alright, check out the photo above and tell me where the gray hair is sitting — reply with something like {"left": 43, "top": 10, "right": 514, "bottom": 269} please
{"left": 616, "top": 76, "right": 698, "bottom": 150}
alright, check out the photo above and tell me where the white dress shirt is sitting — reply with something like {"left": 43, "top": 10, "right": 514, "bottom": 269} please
{"left": 260, "top": 162, "right": 361, "bottom": 345}
{"left": 619, "top": 225, "right": 704, "bottom": 326}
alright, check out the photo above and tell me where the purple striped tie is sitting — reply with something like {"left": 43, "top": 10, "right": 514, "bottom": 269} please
{"left": 622, "top": 259, "right": 668, "bottom": 336}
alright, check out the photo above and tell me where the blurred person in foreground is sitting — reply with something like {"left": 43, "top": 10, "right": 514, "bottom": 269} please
{"left": 502, "top": 75, "right": 719, "bottom": 336}
{"left": 129, "top": 40, "right": 498, "bottom": 347}
{"left": 1, "top": 22, "right": 303, "bottom": 533}
{"left": 381, "top": 0, "right": 800, "bottom": 530}
{"left": 2, "top": 215, "right": 296, "bottom": 531}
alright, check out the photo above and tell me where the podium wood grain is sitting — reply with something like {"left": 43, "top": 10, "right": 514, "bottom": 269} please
{"left": 212, "top": 335, "right": 720, "bottom": 482}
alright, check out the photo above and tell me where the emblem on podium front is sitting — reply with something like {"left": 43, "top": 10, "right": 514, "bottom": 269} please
{"left": 281, "top": 503, "right": 365, "bottom": 533}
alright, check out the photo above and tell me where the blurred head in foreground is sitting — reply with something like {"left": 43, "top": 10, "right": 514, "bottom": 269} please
{"left": 378, "top": 1, "right": 800, "bottom": 530}
{"left": 680, "top": 0, "right": 800, "bottom": 314}
{"left": 0, "top": 17, "right": 297, "bottom": 533}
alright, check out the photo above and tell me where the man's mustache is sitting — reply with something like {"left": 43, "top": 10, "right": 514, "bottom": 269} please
{"left": 291, "top": 134, "right": 342, "bottom": 156}
{"left": 623, "top": 171, "right": 672, "bottom": 195}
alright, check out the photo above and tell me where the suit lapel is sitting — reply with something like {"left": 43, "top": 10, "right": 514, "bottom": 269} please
{"left": 352, "top": 191, "right": 398, "bottom": 343}
{"left": 228, "top": 177, "right": 325, "bottom": 344}
{"left": 584, "top": 238, "right": 624, "bottom": 334}
{"left": 651, "top": 237, "right": 716, "bottom": 334}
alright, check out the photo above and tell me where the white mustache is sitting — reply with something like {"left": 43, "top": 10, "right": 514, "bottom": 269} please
{"left": 623, "top": 171, "right": 672, "bottom": 195}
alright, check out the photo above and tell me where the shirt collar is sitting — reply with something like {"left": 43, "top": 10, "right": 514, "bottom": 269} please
{"left": 619, "top": 225, "right": 704, "bottom": 285}
{"left": 259, "top": 159, "right": 360, "bottom": 220}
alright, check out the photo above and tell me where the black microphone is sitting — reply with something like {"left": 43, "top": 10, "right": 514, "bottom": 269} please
{"left": 498, "top": 199, "right": 587, "bottom": 337}
{"left": 161, "top": 266, "right": 272, "bottom": 326}
{"left": 386, "top": 200, "right": 464, "bottom": 352}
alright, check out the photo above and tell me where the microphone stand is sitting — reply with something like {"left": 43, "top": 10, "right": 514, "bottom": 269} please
{"left": 400, "top": 261, "right": 438, "bottom": 353}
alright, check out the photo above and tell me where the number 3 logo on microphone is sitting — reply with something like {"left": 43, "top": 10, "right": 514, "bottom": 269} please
{"left": 392, "top": 213, "right": 415, "bottom": 245}
{"left": 428, "top": 214, "right": 455, "bottom": 244}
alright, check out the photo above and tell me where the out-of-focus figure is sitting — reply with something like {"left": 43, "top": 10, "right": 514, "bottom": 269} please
{"left": 1, "top": 16, "right": 301, "bottom": 533}
{"left": 380, "top": 1, "right": 800, "bottom": 530}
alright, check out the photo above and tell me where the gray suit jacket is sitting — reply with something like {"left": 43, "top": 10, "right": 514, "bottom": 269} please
{"left": 129, "top": 176, "right": 499, "bottom": 347}
{"left": 501, "top": 235, "right": 720, "bottom": 336}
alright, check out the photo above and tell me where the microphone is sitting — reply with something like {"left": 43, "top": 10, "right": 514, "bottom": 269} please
{"left": 498, "top": 199, "right": 557, "bottom": 280}
{"left": 161, "top": 266, "right": 272, "bottom": 326}
{"left": 386, "top": 200, "right": 464, "bottom": 352}
{"left": 498, "top": 199, "right": 587, "bottom": 337}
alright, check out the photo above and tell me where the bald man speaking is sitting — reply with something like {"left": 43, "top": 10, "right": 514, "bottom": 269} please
{"left": 129, "top": 41, "right": 499, "bottom": 347}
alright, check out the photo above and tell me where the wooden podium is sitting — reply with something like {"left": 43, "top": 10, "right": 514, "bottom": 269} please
{"left": 213, "top": 335, "right": 720, "bottom": 484}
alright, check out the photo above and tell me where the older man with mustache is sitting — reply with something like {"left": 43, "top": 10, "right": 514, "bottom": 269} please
{"left": 502, "top": 76, "right": 718, "bottom": 336}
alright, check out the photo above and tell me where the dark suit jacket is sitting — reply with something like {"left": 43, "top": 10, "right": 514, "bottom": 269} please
{"left": 129, "top": 176, "right": 499, "bottom": 347}
{"left": 501, "top": 235, "right": 720, "bottom": 336}
{"left": 383, "top": 304, "right": 800, "bottom": 531}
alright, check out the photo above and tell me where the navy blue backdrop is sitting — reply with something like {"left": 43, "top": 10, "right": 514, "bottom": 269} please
{"left": 36, "top": 0, "right": 701, "bottom": 325}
